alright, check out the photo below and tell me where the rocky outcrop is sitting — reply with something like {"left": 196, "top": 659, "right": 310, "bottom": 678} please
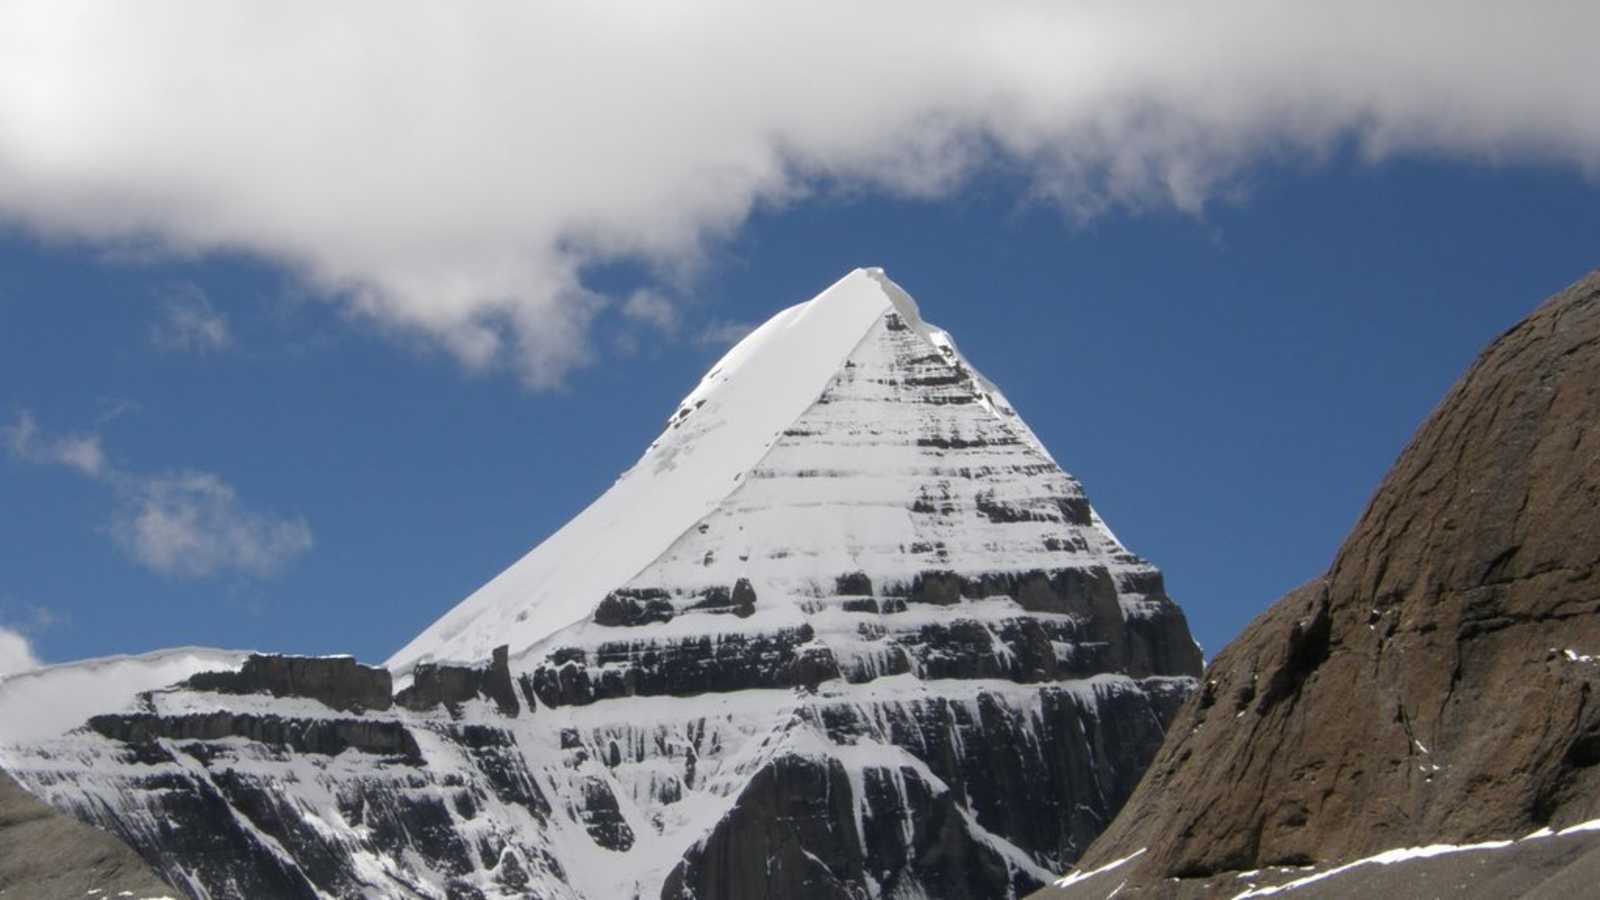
{"left": 0, "top": 770, "right": 176, "bottom": 900}
{"left": 1050, "top": 270, "right": 1600, "bottom": 895}
{"left": 87, "top": 710, "right": 422, "bottom": 760}
{"left": 186, "top": 653, "right": 392, "bottom": 712}
{"left": 528, "top": 625, "right": 842, "bottom": 707}
{"left": 396, "top": 644, "right": 521, "bottom": 716}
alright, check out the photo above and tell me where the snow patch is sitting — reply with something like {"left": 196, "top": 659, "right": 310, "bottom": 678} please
{"left": 1053, "top": 847, "right": 1147, "bottom": 888}
{"left": 1230, "top": 819, "right": 1600, "bottom": 898}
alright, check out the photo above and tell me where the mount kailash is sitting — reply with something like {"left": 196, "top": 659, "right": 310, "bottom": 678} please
{"left": 0, "top": 268, "right": 1202, "bottom": 900}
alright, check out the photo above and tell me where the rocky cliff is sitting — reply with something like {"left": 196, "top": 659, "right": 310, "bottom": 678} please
{"left": 1043, "top": 270, "right": 1600, "bottom": 897}
{"left": 0, "top": 269, "right": 1201, "bottom": 900}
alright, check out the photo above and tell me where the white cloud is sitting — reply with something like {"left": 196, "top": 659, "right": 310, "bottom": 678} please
{"left": 111, "top": 472, "right": 313, "bottom": 578}
{"left": 151, "top": 284, "right": 232, "bottom": 353}
{"left": 622, "top": 289, "right": 680, "bottom": 335}
{"left": 0, "top": 2, "right": 1595, "bottom": 384}
{"left": 3, "top": 412, "right": 312, "bottom": 579}
{"left": 3, "top": 411, "right": 106, "bottom": 477}
{"left": 0, "top": 627, "right": 40, "bottom": 677}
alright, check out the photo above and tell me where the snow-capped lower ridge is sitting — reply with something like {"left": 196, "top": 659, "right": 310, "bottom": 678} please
{"left": 0, "top": 647, "right": 250, "bottom": 743}
{"left": 3, "top": 268, "right": 1204, "bottom": 900}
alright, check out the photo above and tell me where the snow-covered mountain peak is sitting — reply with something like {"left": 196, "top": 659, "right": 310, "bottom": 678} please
{"left": 0, "top": 267, "right": 1206, "bottom": 900}
{"left": 386, "top": 267, "right": 1159, "bottom": 678}
{"left": 657, "top": 266, "right": 930, "bottom": 426}
{"left": 386, "top": 268, "right": 925, "bottom": 673}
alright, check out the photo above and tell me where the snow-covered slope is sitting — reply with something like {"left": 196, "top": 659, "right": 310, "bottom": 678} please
{"left": 390, "top": 268, "right": 1152, "bottom": 675}
{"left": 0, "top": 647, "right": 249, "bottom": 743}
{"left": 387, "top": 270, "right": 898, "bottom": 674}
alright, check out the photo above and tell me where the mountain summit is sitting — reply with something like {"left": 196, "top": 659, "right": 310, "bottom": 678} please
{"left": 2, "top": 269, "right": 1200, "bottom": 899}
{"left": 391, "top": 267, "right": 1193, "bottom": 679}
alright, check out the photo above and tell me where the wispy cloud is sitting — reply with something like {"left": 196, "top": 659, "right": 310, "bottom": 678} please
{"left": 0, "top": 627, "right": 40, "bottom": 676}
{"left": 3, "top": 411, "right": 106, "bottom": 477}
{"left": 151, "top": 284, "right": 232, "bottom": 353}
{"left": 111, "top": 472, "right": 312, "bottom": 578}
{"left": 621, "top": 289, "right": 680, "bottom": 335}
{"left": 3, "top": 411, "right": 312, "bottom": 579}
{"left": 0, "top": 2, "right": 1595, "bottom": 385}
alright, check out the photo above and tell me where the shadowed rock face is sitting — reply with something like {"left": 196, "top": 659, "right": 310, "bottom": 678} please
{"left": 396, "top": 644, "right": 521, "bottom": 716}
{"left": 186, "top": 654, "right": 392, "bottom": 713}
{"left": 1053, "top": 271, "right": 1600, "bottom": 894}
{"left": 87, "top": 710, "right": 423, "bottom": 760}
{"left": 661, "top": 754, "right": 1036, "bottom": 900}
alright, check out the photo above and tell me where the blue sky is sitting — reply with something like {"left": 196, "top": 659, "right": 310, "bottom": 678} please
{"left": 4, "top": 153, "right": 1595, "bottom": 668}
{"left": 1, "top": 3, "right": 1598, "bottom": 673}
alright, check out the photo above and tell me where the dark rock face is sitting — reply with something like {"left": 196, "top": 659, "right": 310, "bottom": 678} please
{"left": 87, "top": 710, "right": 423, "bottom": 760}
{"left": 24, "top": 706, "right": 560, "bottom": 899}
{"left": 594, "top": 588, "right": 676, "bottom": 626}
{"left": 4, "top": 652, "right": 561, "bottom": 898}
{"left": 898, "top": 567, "right": 1201, "bottom": 678}
{"left": 1060, "top": 271, "right": 1600, "bottom": 892}
{"left": 396, "top": 644, "right": 521, "bottom": 716}
{"left": 662, "top": 749, "right": 1024, "bottom": 896}
{"left": 187, "top": 653, "right": 392, "bottom": 712}
{"left": 595, "top": 580, "right": 760, "bottom": 626}
{"left": 529, "top": 625, "right": 841, "bottom": 707}
{"left": 662, "top": 754, "right": 1035, "bottom": 900}
{"left": 0, "top": 770, "right": 177, "bottom": 900}
{"left": 533, "top": 569, "right": 1199, "bottom": 711}
{"left": 650, "top": 676, "right": 1189, "bottom": 900}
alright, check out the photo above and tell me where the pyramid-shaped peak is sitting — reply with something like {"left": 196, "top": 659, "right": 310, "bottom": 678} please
{"left": 387, "top": 270, "right": 1188, "bottom": 678}
{"left": 389, "top": 269, "right": 902, "bottom": 672}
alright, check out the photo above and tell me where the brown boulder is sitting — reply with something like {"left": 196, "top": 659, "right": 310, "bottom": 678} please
{"left": 1059, "top": 270, "right": 1600, "bottom": 890}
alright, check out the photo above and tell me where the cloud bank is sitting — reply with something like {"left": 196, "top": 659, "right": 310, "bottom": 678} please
{"left": 3, "top": 413, "right": 312, "bottom": 578}
{"left": 1, "top": 2, "right": 1595, "bottom": 384}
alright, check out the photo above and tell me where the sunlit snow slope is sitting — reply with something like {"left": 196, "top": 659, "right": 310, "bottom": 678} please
{"left": 389, "top": 268, "right": 1144, "bottom": 674}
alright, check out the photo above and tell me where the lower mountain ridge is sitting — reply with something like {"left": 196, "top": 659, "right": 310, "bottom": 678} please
{"left": 1042, "top": 270, "right": 1600, "bottom": 898}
